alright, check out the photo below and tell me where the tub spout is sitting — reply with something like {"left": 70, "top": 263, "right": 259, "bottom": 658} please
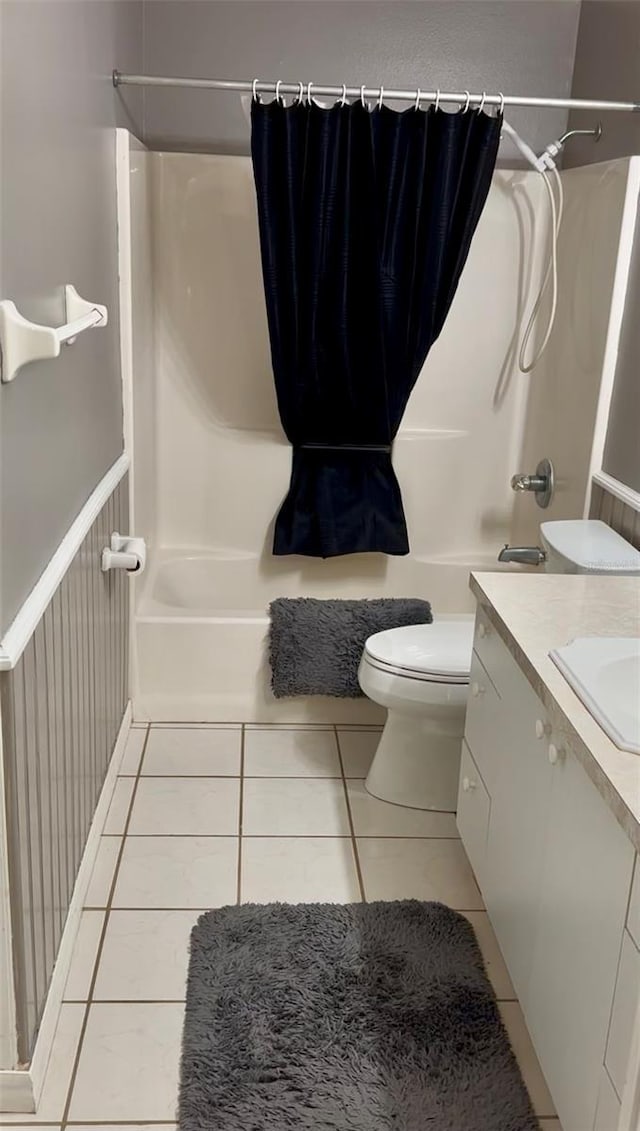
{"left": 498, "top": 544, "right": 547, "bottom": 566}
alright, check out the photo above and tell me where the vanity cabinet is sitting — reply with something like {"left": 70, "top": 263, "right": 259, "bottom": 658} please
{"left": 459, "top": 605, "right": 637, "bottom": 1131}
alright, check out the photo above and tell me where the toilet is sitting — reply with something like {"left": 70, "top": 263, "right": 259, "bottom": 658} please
{"left": 358, "top": 520, "right": 640, "bottom": 812}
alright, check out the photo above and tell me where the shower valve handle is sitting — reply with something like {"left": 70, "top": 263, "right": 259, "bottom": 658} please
{"left": 511, "top": 473, "right": 547, "bottom": 492}
{"left": 510, "top": 457, "right": 554, "bottom": 508}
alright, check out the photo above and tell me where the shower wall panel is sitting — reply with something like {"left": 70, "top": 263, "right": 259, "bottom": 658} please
{"left": 147, "top": 153, "right": 549, "bottom": 600}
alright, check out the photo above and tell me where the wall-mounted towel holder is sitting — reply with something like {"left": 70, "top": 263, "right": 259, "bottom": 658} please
{"left": 0, "top": 285, "right": 108, "bottom": 383}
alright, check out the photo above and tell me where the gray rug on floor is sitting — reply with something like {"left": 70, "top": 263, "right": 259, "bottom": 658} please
{"left": 179, "top": 900, "right": 537, "bottom": 1131}
{"left": 269, "top": 597, "right": 432, "bottom": 697}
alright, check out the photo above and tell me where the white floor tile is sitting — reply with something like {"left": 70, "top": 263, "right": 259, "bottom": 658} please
{"left": 347, "top": 781, "right": 458, "bottom": 837}
{"left": 94, "top": 910, "right": 197, "bottom": 1000}
{"left": 143, "top": 726, "right": 241, "bottom": 776}
{"left": 72, "top": 1126, "right": 175, "bottom": 1131}
{"left": 84, "top": 837, "right": 121, "bottom": 907}
{"left": 337, "top": 729, "right": 381, "bottom": 777}
{"left": 357, "top": 838, "right": 483, "bottom": 908}
{"left": 68, "top": 1002, "right": 183, "bottom": 1122}
{"left": 128, "top": 777, "right": 240, "bottom": 835}
{"left": 103, "top": 778, "right": 135, "bottom": 834}
{"left": 63, "top": 910, "right": 105, "bottom": 1001}
{"left": 500, "top": 1001, "right": 557, "bottom": 1118}
{"left": 462, "top": 910, "right": 515, "bottom": 1000}
{"left": 244, "top": 728, "right": 341, "bottom": 777}
{"left": 119, "top": 727, "right": 147, "bottom": 775}
{"left": 241, "top": 837, "right": 361, "bottom": 904}
{"left": 0, "top": 1004, "right": 84, "bottom": 1123}
{"left": 112, "top": 836, "right": 238, "bottom": 909}
{"left": 243, "top": 778, "right": 350, "bottom": 836}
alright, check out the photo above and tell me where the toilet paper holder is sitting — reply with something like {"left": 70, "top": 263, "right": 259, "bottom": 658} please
{"left": 101, "top": 532, "right": 146, "bottom": 573}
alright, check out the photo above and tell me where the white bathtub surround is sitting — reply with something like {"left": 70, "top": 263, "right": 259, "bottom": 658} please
{"left": 122, "top": 147, "right": 551, "bottom": 721}
{"left": 119, "top": 139, "right": 640, "bottom": 724}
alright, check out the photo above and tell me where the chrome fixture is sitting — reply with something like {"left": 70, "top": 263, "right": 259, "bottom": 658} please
{"left": 510, "top": 457, "right": 554, "bottom": 508}
{"left": 557, "top": 122, "right": 602, "bottom": 147}
{"left": 112, "top": 72, "right": 640, "bottom": 114}
{"left": 498, "top": 545, "right": 547, "bottom": 566}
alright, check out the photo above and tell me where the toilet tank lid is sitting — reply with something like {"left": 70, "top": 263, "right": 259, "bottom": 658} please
{"left": 540, "top": 520, "right": 640, "bottom": 572}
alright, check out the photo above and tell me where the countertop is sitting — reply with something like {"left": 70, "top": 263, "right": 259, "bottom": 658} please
{"left": 470, "top": 572, "right": 640, "bottom": 852}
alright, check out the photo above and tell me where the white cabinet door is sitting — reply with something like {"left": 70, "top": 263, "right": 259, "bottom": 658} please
{"left": 457, "top": 741, "right": 491, "bottom": 888}
{"left": 526, "top": 746, "right": 635, "bottom": 1131}
{"left": 483, "top": 662, "right": 554, "bottom": 1002}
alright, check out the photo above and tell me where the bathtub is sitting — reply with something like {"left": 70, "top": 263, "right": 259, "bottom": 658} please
{"left": 134, "top": 548, "right": 496, "bottom": 722}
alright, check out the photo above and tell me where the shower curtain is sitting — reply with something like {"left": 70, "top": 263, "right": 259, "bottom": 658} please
{"left": 251, "top": 98, "right": 502, "bottom": 557}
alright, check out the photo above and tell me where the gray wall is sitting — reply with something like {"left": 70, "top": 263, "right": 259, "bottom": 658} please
{"left": 565, "top": 0, "right": 640, "bottom": 168}
{"left": 2, "top": 476, "right": 129, "bottom": 1062}
{"left": 603, "top": 209, "right": 640, "bottom": 492}
{"left": 566, "top": 1, "right": 640, "bottom": 495}
{"left": 0, "top": 1, "right": 143, "bottom": 635}
{"left": 142, "top": 0, "right": 580, "bottom": 160}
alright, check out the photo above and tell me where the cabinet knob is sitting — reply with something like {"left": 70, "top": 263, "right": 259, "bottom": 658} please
{"left": 535, "top": 719, "right": 549, "bottom": 740}
{"left": 462, "top": 776, "right": 477, "bottom": 792}
{"left": 548, "top": 742, "right": 562, "bottom": 766}
{"left": 478, "top": 622, "right": 488, "bottom": 639}
{"left": 471, "top": 682, "right": 485, "bottom": 698}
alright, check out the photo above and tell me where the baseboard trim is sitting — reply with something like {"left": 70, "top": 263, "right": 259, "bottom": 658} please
{"left": 0, "top": 702, "right": 132, "bottom": 1113}
{"left": 0, "top": 452, "right": 130, "bottom": 671}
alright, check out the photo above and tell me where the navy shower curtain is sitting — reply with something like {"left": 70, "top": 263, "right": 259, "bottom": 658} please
{"left": 251, "top": 98, "right": 502, "bottom": 557}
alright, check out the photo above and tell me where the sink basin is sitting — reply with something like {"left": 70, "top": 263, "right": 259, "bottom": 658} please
{"left": 550, "top": 637, "right": 640, "bottom": 755}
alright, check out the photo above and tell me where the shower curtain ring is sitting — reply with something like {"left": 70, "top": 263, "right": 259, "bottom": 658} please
{"left": 307, "top": 81, "right": 313, "bottom": 104}
{"left": 434, "top": 89, "right": 441, "bottom": 111}
{"left": 478, "top": 90, "right": 487, "bottom": 113}
{"left": 341, "top": 83, "right": 348, "bottom": 106}
{"left": 462, "top": 90, "right": 471, "bottom": 113}
{"left": 297, "top": 81, "right": 304, "bottom": 103}
{"left": 498, "top": 92, "right": 505, "bottom": 115}
{"left": 275, "top": 80, "right": 283, "bottom": 104}
{"left": 414, "top": 88, "right": 422, "bottom": 111}
{"left": 252, "top": 79, "right": 260, "bottom": 102}
{"left": 377, "top": 85, "right": 384, "bottom": 110}
{"left": 360, "top": 84, "right": 367, "bottom": 108}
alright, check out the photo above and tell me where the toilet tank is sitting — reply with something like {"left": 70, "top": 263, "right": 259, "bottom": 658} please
{"left": 540, "top": 520, "right": 640, "bottom": 575}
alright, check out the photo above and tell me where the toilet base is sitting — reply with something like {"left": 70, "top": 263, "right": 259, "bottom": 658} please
{"left": 365, "top": 707, "right": 464, "bottom": 811}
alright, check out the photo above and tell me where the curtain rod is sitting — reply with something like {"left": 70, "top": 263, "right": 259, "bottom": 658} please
{"left": 112, "top": 72, "right": 640, "bottom": 113}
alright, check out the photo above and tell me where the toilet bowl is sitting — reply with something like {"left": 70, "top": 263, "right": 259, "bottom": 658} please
{"left": 358, "top": 615, "right": 475, "bottom": 811}
{"left": 358, "top": 520, "right": 640, "bottom": 813}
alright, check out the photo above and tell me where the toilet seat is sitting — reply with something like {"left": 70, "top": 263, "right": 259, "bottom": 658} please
{"left": 363, "top": 615, "right": 475, "bottom": 685}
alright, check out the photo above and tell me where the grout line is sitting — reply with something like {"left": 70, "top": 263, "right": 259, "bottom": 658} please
{"left": 84, "top": 906, "right": 246, "bottom": 912}
{"left": 334, "top": 727, "right": 366, "bottom": 903}
{"left": 144, "top": 720, "right": 381, "bottom": 730}
{"left": 118, "top": 772, "right": 242, "bottom": 779}
{"left": 60, "top": 724, "right": 151, "bottom": 1129}
{"left": 93, "top": 832, "right": 461, "bottom": 841}
{"left": 81, "top": 903, "right": 485, "bottom": 912}
{"left": 237, "top": 725, "right": 245, "bottom": 904}
{"left": 64, "top": 998, "right": 187, "bottom": 1005}
{"left": 61, "top": 992, "right": 519, "bottom": 1006}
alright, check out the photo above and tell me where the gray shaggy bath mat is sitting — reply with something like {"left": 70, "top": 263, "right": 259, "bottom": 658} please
{"left": 269, "top": 597, "right": 432, "bottom": 697}
{"left": 179, "top": 900, "right": 537, "bottom": 1131}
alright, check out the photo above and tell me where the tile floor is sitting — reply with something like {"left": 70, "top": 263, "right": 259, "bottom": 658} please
{"left": 1, "top": 723, "right": 561, "bottom": 1130}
